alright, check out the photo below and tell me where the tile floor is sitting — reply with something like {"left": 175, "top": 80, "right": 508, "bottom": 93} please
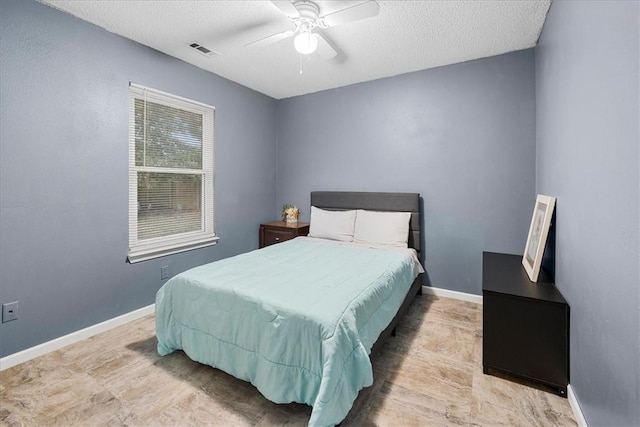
{"left": 0, "top": 294, "right": 577, "bottom": 426}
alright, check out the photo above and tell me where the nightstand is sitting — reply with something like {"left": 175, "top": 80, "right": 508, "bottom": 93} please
{"left": 259, "top": 221, "right": 310, "bottom": 249}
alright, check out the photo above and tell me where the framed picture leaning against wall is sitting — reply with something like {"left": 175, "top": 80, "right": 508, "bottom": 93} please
{"left": 523, "top": 194, "right": 556, "bottom": 282}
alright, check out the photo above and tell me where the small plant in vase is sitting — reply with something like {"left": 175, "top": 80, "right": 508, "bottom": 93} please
{"left": 282, "top": 204, "right": 300, "bottom": 224}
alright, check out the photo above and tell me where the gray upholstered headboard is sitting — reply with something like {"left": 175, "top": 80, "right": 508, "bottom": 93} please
{"left": 310, "top": 191, "right": 422, "bottom": 255}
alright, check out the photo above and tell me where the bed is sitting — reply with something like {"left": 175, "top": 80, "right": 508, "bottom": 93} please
{"left": 155, "top": 191, "right": 423, "bottom": 426}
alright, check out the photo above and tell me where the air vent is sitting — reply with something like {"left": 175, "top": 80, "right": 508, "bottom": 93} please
{"left": 189, "top": 42, "right": 218, "bottom": 58}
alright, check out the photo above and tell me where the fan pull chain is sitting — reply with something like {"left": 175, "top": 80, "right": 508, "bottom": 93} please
{"left": 299, "top": 54, "right": 313, "bottom": 75}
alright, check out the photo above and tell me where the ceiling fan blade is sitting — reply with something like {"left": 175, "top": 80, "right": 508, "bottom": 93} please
{"left": 320, "top": 1, "right": 380, "bottom": 27}
{"left": 315, "top": 34, "right": 337, "bottom": 60}
{"left": 244, "top": 30, "right": 295, "bottom": 48}
{"left": 270, "top": 1, "right": 300, "bottom": 17}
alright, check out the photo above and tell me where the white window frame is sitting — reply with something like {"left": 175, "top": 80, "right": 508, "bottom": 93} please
{"left": 127, "top": 83, "right": 217, "bottom": 263}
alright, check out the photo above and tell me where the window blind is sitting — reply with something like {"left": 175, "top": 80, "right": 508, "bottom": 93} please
{"left": 128, "top": 84, "right": 216, "bottom": 263}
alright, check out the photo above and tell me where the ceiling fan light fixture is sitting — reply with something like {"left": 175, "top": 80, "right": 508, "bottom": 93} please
{"left": 294, "top": 31, "right": 318, "bottom": 55}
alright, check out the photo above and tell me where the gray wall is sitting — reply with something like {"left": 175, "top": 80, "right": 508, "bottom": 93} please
{"left": 535, "top": 1, "right": 639, "bottom": 426}
{"left": 0, "top": 0, "right": 277, "bottom": 357}
{"left": 7, "top": 8, "right": 637, "bottom": 426}
{"left": 276, "top": 50, "right": 537, "bottom": 294}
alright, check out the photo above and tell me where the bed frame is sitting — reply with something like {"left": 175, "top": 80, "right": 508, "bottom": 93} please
{"left": 310, "top": 191, "right": 423, "bottom": 356}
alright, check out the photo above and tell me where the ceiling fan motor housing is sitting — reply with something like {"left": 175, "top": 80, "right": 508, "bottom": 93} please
{"left": 291, "top": 1, "right": 326, "bottom": 32}
{"left": 293, "top": 1, "right": 320, "bottom": 20}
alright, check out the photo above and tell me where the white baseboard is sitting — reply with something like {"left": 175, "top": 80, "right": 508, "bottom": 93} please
{"left": 422, "top": 285, "right": 483, "bottom": 304}
{"left": 568, "top": 384, "right": 588, "bottom": 427}
{"left": 0, "top": 304, "right": 155, "bottom": 371}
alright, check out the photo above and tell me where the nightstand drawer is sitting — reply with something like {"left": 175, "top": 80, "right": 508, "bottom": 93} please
{"left": 263, "top": 228, "right": 296, "bottom": 246}
{"left": 259, "top": 221, "right": 310, "bottom": 249}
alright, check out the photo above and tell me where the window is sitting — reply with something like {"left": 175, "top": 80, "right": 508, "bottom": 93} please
{"left": 128, "top": 84, "right": 216, "bottom": 263}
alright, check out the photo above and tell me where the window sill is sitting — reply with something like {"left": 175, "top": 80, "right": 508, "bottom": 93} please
{"left": 127, "top": 236, "right": 219, "bottom": 263}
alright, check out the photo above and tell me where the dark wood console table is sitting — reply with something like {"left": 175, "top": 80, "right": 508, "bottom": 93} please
{"left": 482, "top": 252, "right": 569, "bottom": 397}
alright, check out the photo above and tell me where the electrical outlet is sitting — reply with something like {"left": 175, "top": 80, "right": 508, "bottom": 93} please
{"left": 2, "top": 301, "right": 19, "bottom": 323}
{"left": 161, "top": 265, "right": 170, "bottom": 280}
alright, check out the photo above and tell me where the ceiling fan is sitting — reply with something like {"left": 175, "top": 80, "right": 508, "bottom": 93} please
{"left": 245, "top": 0, "right": 380, "bottom": 59}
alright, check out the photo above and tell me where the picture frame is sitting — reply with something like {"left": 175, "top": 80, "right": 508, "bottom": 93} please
{"left": 522, "top": 194, "right": 556, "bottom": 282}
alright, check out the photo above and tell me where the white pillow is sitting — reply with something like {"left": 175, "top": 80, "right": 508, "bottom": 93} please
{"left": 309, "top": 206, "right": 357, "bottom": 242}
{"left": 353, "top": 210, "right": 411, "bottom": 248}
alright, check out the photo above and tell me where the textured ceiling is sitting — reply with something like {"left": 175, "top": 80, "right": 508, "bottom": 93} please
{"left": 39, "top": 0, "right": 551, "bottom": 99}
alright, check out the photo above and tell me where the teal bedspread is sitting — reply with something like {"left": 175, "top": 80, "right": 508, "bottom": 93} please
{"left": 155, "top": 238, "right": 417, "bottom": 426}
